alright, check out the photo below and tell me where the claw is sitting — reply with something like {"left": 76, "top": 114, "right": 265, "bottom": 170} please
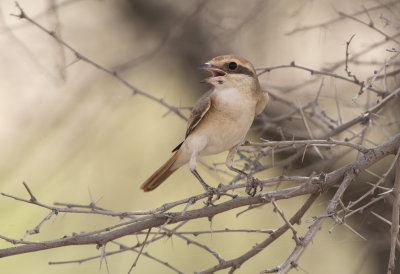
{"left": 245, "top": 177, "right": 262, "bottom": 196}
{"left": 204, "top": 186, "right": 219, "bottom": 206}
{"left": 203, "top": 184, "right": 237, "bottom": 206}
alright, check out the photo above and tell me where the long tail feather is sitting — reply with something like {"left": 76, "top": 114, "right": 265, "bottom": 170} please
{"left": 140, "top": 150, "right": 180, "bottom": 192}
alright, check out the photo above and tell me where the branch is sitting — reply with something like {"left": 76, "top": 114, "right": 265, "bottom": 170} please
{"left": 0, "top": 133, "right": 398, "bottom": 259}
{"left": 199, "top": 193, "right": 319, "bottom": 274}
{"left": 272, "top": 200, "right": 302, "bottom": 246}
{"left": 128, "top": 228, "right": 151, "bottom": 273}
{"left": 338, "top": 11, "right": 400, "bottom": 45}
{"left": 271, "top": 169, "right": 359, "bottom": 273}
{"left": 344, "top": 34, "right": 362, "bottom": 84}
{"left": 388, "top": 155, "right": 400, "bottom": 273}
{"left": 256, "top": 61, "right": 384, "bottom": 96}
{"left": 286, "top": 1, "right": 400, "bottom": 35}
{"left": 10, "top": 2, "right": 187, "bottom": 121}
{"left": 4, "top": 2, "right": 400, "bottom": 273}
{"left": 353, "top": 50, "right": 400, "bottom": 102}
{"left": 324, "top": 87, "right": 400, "bottom": 139}
{"left": 245, "top": 139, "right": 370, "bottom": 154}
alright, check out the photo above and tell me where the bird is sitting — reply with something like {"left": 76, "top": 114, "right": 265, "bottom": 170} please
{"left": 140, "top": 55, "right": 269, "bottom": 194}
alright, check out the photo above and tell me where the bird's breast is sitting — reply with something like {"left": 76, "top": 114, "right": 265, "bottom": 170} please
{"left": 192, "top": 87, "right": 256, "bottom": 155}
{"left": 211, "top": 87, "right": 256, "bottom": 118}
{"left": 181, "top": 87, "right": 258, "bottom": 158}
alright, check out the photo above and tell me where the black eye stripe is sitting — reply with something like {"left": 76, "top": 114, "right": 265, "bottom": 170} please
{"left": 220, "top": 62, "right": 254, "bottom": 77}
{"left": 227, "top": 64, "right": 254, "bottom": 77}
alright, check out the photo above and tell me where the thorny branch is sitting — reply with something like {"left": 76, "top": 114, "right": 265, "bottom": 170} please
{"left": 10, "top": 2, "right": 188, "bottom": 121}
{"left": 286, "top": 1, "right": 400, "bottom": 35}
{"left": 344, "top": 34, "right": 362, "bottom": 84}
{"left": 257, "top": 61, "right": 385, "bottom": 97}
{"left": 2, "top": 1, "right": 400, "bottom": 273}
{"left": 388, "top": 154, "right": 400, "bottom": 274}
{"left": 1, "top": 134, "right": 400, "bottom": 268}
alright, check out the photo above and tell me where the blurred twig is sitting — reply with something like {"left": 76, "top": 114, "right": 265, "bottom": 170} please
{"left": 10, "top": 2, "right": 188, "bottom": 121}
{"left": 286, "top": 1, "right": 400, "bottom": 35}
{"left": 2, "top": 2, "right": 400, "bottom": 273}
{"left": 388, "top": 150, "right": 400, "bottom": 274}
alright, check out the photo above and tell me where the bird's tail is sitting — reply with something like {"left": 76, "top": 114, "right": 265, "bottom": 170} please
{"left": 140, "top": 150, "right": 180, "bottom": 192}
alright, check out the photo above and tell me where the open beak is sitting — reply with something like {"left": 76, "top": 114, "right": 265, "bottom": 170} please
{"left": 198, "top": 62, "right": 212, "bottom": 70}
{"left": 199, "top": 62, "right": 226, "bottom": 83}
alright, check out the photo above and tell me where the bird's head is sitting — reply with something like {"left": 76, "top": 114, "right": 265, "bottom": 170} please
{"left": 199, "top": 55, "right": 258, "bottom": 89}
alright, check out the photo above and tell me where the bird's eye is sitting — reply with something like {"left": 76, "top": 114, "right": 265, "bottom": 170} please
{"left": 228, "top": 62, "right": 237, "bottom": 70}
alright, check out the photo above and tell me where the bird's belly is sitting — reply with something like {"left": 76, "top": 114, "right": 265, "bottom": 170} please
{"left": 200, "top": 112, "right": 253, "bottom": 155}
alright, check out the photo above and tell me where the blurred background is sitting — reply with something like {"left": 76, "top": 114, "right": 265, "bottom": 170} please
{"left": 0, "top": 0, "right": 399, "bottom": 273}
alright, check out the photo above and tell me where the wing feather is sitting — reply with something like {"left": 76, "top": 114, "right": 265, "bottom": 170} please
{"left": 185, "top": 89, "right": 213, "bottom": 138}
{"left": 255, "top": 89, "right": 269, "bottom": 115}
{"left": 171, "top": 89, "right": 212, "bottom": 152}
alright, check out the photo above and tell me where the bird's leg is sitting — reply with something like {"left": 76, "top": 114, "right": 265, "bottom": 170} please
{"left": 191, "top": 169, "right": 221, "bottom": 206}
{"left": 191, "top": 168, "right": 212, "bottom": 191}
{"left": 226, "top": 145, "right": 248, "bottom": 176}
{"left": 226, "top": 145, "right": 263, "bottom": 196}
{"left": 190, "top": 152, "right": 221, "bottom": 206}
{"left": 190, "top": 151, "right": 211, "bottom": 190}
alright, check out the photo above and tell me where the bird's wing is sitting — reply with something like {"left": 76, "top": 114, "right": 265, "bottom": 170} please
{"left": 185, "top": 89, "right": 213, "bottom": 138}
{"left": 255, "top": 89, "right": 269, "bottom": 115}
{"left": 171, "top": 89, "right": 213, "bottom": 152}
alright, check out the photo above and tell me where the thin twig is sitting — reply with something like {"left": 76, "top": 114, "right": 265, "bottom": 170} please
{"left": 286, "top": 1, "right": 400, "bottom": 35}
{"left": 338, "top": 11, "right": 400, "bottom": 45}
{"left": 387, "top": 156, "right": 400, "bottom": 273}
{"left": 273, "top": 170, "right": 359, "bottom": 273}
{"left": 21, "top": 210, "right": 57, "bottom": 240}
{"left": 256, "top": 62, "right": 385, "bottom": 96}
{"left": 200, "top": 194, "right": 319, "bottom": 274}
{"left": 99, "top": 244, "right": 109, "bottom": 273}
{"left": 49, "top": 240, "right": 184, "bottom": 274}
{"left": 353, "top": 50, "right": 400, "bottom": 102}
{"left": 10, "top": 2, "right": 187, "bottom": 121}
{"left": 272, "top": 200, "right": 302, "bottom": 246}
{"left": 344, "top": 34, "right": 362, "bottom": 84}
{"left": 128, "top": 228, "right": 151, "bottom": 274}
{"left": 22, "top": 181, "right": 37, "bottom": 202}
{"left": 247, "top": 139, "right": 370, "bottom": 153}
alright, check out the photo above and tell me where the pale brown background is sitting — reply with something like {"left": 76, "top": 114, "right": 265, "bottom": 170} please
{"left": 0, "top": 0, "right": 392, "bottom": 273}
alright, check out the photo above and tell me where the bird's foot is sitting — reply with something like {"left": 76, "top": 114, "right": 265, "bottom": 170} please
{"left": 245, "top": 176, "right": 263, "bottom": 196}
{"left": 204, "top": 186, "right": 220, "bottom": 206}
{"left": 203, "top": 184, "right": 238, "bottom": 206}
{"left": 216, "top": 183, "right": 238, "bottom": 199}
